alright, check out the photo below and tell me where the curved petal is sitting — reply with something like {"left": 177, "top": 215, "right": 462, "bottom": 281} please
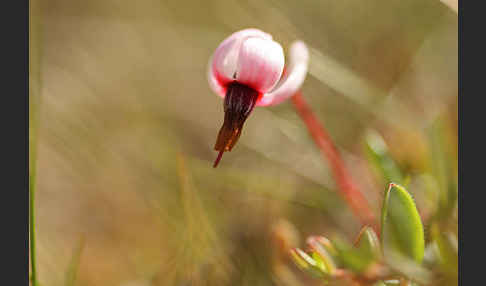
{"left": 208, "top": 29, "right": 272, "bottom": 98}
{"left": 208, "top": 61, "right": 226, "bottom": 97}
{"left": 235, "top": 37, "right": 284, "bottom": 93}
{"left": 257, "top": 41, "right": 309, "bottom": 106}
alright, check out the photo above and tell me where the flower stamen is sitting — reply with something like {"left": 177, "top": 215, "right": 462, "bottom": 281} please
{"left": 213, "top": 82, "right": 260, "bottom": 167}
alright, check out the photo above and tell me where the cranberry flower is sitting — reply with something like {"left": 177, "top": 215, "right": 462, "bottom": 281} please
{"left": 208, "top": 28, "right": 309, "bottom": 167}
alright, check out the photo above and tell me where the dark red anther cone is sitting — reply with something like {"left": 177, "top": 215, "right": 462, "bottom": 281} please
{"left": 213, "top": 82, "right": 260, "bottom": 168}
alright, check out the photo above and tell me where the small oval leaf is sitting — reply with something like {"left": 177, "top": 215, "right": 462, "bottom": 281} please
{"left": 290, "top": 248, "right": 314, "bottom": 270}
{"left": 365, "top": 130, "right": 404, "bottom": 184}
{"left": 355, "top": 226, "right": 381, "bottom": 260}
{"left": 307, "top": 236, "right": 338, "bottom": 257}
{"left": 312, "top": 251, "right": 328, "bottom": 273}
{"left": 381, "top": 183, "right": 425, "bottom": 263}
{"left": 307, "top": 236, "right": 336, "bottom": 274}
{"left": 332, "top": 236, "right": 375, "bottom": 273}
{"left": 290, "top": 248, "right": 326, "bottom": 278}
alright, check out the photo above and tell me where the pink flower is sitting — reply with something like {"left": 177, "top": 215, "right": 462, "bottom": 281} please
{"left": 208, "top": 28, "right": 309, "bottom": 167}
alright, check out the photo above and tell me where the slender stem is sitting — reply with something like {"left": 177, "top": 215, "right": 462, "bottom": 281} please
{"left": 29, "top": 0, "right": 42, "bottom": 282}
{"left": 291, "top": 91, "right": 377, "bottom": 232}
{"left": 30, "top": 171, "right": 37, "bottom": 286}
{"left": 29, "top": 70, "right": 39, "bottom": 286}
{"left": 29, "top": 0, "right": 40, "bottom": 278}
{"left": 29, "top": 95, "right": 38, "bottom": 286}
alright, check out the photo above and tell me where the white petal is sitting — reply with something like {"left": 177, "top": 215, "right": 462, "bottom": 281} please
{"left": 208, "top": 29, "right": 272, "bottom": 97}
{"left": 235, "top": 37, "right": 285, "bottom": 93}
{"left": 257, "top": 41, "right": 309, "bottom": 106}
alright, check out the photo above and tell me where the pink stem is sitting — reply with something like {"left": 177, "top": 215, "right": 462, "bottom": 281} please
{"left": 291, "top": 91, "right": 378, "bottom": 232}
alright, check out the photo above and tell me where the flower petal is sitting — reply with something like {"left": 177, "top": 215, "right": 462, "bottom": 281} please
{"left": 208, "top": 29, "right": 272, "bottom": 98}
{"left": 235, "top": 37, "right": 284, "bottom": 93}
{"left": 257, "top": 41, "right": 309, "bottom": 106}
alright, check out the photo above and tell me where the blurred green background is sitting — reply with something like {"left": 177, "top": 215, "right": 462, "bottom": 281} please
{"left": 29, "top": 0, "right": 457, "bottom": 285}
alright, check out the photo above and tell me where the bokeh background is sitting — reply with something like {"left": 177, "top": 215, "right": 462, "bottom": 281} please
{"left": 29, "top": 0, "right": 458, "bottom": 285}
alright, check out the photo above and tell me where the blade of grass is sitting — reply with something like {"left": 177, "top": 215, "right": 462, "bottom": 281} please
{"left": 29, "top": 168, "right": 37, "bottom": 286}
{"left": 29, "top": 0, "right": 42, "bottom": 283}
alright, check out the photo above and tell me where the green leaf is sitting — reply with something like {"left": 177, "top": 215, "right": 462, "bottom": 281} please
{"left": 308, "top": 236, "right": 338, "bottom": 257}
{"left": 312, "top": 251, "right": 327, "bottom": 273}
{"left": 364, "top": 130, "right": 404, "bottom": 184}
{"left": 289, "top": 248, "right": 326, "bottom": 278}
{"left": 381, "top": 183, "right": 425, "bottom": 264}
{"left": 332, "top": 236, "right": 376, "bottom": 273}
{"left": 307, "top": 236, "right": 336, "bottom": 274}
{"left": 290, "top": 248, "right": 313, "bottom": 269}
{"left": 355, "top": 226, "right": 381, "bottom": 260}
